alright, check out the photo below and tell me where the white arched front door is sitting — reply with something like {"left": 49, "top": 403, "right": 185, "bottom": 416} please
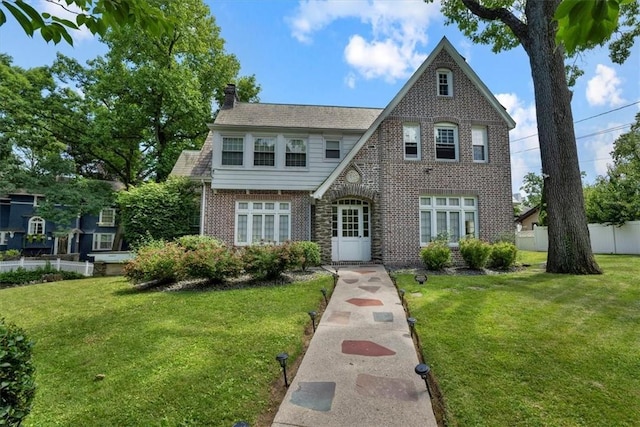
{"left": 331, "top": 199, "right": 371, "bottom": 262}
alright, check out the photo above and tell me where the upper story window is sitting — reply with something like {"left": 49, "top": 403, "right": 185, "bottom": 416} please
{"left": 472, "top": 126, "right": 488, "bottom": 162}
{"left": 325, "top": 140, "right": 341, "bottom": 159}
{"left": 253, "top": 137, "right": 276, "bottom": 166}
{"left": 98, "top": 208, "right": 116, "bottom": 226}
{"left": 286, "top": 138, "right": 307, "bottom": 167}
{"left": 434, "top": 123, "right": 459, "bottom": 161}
{"left": 28, "top": 216, "right": 45, "bottom": 235}
{"left": 437, "top": 69, "right": 453, "bottom": 96}
{"left": 222, "top": 136, "right": 244, "bottom": 166}
{"left": 403, "top": 123, "right": 420, "bottom": 160}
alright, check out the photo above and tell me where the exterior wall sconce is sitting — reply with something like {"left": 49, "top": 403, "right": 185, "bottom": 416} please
{"left": 414, "top": 274, "right": 427, "bottom": 285}
{"left": 276, "top": 352, "right": 289, "bottom": 387}
{"left": 414, "top": 363, "right": 432, "bottom": 396}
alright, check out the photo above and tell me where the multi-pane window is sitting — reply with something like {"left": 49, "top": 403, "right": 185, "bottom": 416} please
{"left": 325, "top": 140, "right": 341, "bottom": 159}
{"left": 331, "top": 199, "right": 369, "bottom": 238}
{"left": 93, "top": 233, "right": 115, "bottom": 251}
{"left": 435, "top": 123, "right": 458, "bottom": 161}
{"left": 28, "top": 216, "right": 45, "bottom": 235}
{"left": 222, "top": 137, "right": 244, "bottom": 166}
{"left": 98, "top": 208, "right": 116, "bottom": 226}
{"left": 403, "top": 123, "right": 420, "bottom": 160}
{"left": 437, "top": 69, "right": 453, "bottom": 96}
{"left": 235, "top": 201, "right": 291, "bottom": 245}
{"left": 253, "top": 137, "right": 276, "bottom": 166}
{"left": 419, "top": 196, "right": 477, "bottom": 245}
{"left": 286, "top": 139, "right": 307, "bottom": 167}
{"left": 472, "top": 126, "right": 488, "bottom": 162}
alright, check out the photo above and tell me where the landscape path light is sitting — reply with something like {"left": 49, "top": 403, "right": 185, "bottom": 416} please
{"left": 414, "top": 274, "right": 427, "bottom": 285}
{"left": 308, "top": 310, "right": 317, "bottom": 333}
{"left": 276, "top": 352, "right": 289, "bottom": 387}
{"left": 414, "top": 363, "right": 432, "bottom": 396}
{"left": 407, "top": 317, "right": 417, "bottom": 337}
{"left": 321, "top": 287, "right": 328, "bottom": 305}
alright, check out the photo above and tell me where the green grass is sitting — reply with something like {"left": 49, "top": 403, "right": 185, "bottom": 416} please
{"left": 0, "top": 275, "right": 333, "bottom": 426}
{"left": 395, "top": 252, "right": 640, "bottom": 426}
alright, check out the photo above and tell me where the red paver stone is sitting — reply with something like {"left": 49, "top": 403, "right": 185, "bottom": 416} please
{"left": 342, "top": 340, "right": 396, "bottom": 356}
{"left": 343, "top": 278, "right": 359, "bottom": 284}
{"left": 354, "top": 270, "right": 376, "bottom": 274}
{"left": 358, "top": 285, "right": 380, "bottom": 293}
{"left": 327, "top": 311, "right": 351, "bottom": 325}
{"left": 346, "top": 298, "right": 383, "bottom": 306}
{"left": 355, "top": 373, "right": 419, "bottom": 401}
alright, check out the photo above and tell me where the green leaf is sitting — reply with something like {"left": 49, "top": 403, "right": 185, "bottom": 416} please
{"left": 2, "top": 1, "right": 34, "bottom": 36}
{"left": 51, "top": 16, "right": 79, "bottom": 30}
{"left": 0, "top": 8, "right": 6, "bottom": 26}
{"left": 14, "top": 0, "right": 45, "bottom": 28}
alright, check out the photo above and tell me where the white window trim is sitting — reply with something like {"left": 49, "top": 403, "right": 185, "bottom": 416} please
{"left": 234, "top": 201, "right": 292, "bottom": 245}
{"left": 436, "top": 68, "right": 453, "bottom": 97}
{"left": 285, "top": 138, "right": 308, "bottom": 168}
{"left": 324, "top": 138, "right": 341, "bottom": 161}
{"left": 98, "top": 208, "right": 116, "bottom": 227}
{"left": 419, "top": 196, "right": 478, "bottom": 246}
{"left": 28, "top": 216, "right": 45, "bottom": 235}
{"left": 92, "top": 233, "right": 115, "bottom": 251}
{"left": 472, "top": 126, "right": 488, "bottom": 163}
{"left": 221, "top": 135, "right": 245, "bottom": 167}
{"left": 403, "top": 123, "right": 421, "bottom": 161}
{"left": 434, "top": 123, "right": 459, "bottom": 162}
{"left": 253, "top": 136, "right": 277, "bottom": 167}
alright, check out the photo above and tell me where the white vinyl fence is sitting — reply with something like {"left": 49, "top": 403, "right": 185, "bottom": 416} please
{"left": 0, "top": 258, "right": 94, "bottom": 276}
{"left": 516, "top": 221, "right": 640, "bottom": 255}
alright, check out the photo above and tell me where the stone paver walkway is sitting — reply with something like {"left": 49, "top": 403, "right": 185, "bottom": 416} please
{"left": 272, "top": 265, "right": 437, "bottom": 427}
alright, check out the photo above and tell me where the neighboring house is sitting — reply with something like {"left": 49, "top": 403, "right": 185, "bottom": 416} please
{"left": 516, "top": 206, "right": 540, "bottom": 231}
{"left": 171, "top": 37, "right": 516, "bottom": 266}
{"left": 0, "top": 192, "right": 120, "bottom": 260}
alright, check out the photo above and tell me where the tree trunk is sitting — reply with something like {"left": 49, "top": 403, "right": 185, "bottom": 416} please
{"left": 522, "top": 0, "right": 601, "bottom": 274}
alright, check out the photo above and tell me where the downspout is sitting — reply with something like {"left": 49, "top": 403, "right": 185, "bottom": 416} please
{"left": 200, "top": 179, "right": 206, "bottom": 236}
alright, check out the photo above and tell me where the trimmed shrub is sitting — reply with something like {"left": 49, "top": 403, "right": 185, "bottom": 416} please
{"left": 178, "top": 244, "right": 242, "bottom": 282}
{"left": 0, "top": 318, "right": 36, "bottom": 426}
{"left": 290, "top": 241, "right": 321, "bottom": 271}
{"left": 123, "top": 241, "right": 184, "bottom": 284}
{"left": 0, "top": 266, "right": 85, "bottom": 287}
{"left": 176, "top": 235, "right": 223, "bottom": 251}
{"left": 241, "top": 243, "right": 300, "bottom": 280}
{"left": 489, "top": 241, "right": 518, "bottom": 269}
{"left": 459, "top": 238, "right": 492, "bottom": 269}
{"left": 0, "top": 250, "right": 21, "bottom": 261}
{"left": 420, "top": 241, "right": 452, "bottom": 271}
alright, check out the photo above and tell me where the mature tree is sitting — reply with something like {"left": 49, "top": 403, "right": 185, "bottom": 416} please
{"left": 430, "top": 0, "right": 603, "bottom": 273}
{"left": 116, "top": 177, "right": 199, "bottom": 246}
{"left": 52, "top": 0, "right": 260, "bottom": 184}
{"left": 0, "top": 0, "right": 172, "bottom": 44}
{"left": 584, "top": 113, "right": 640, "bottom": 225}
{"left": 0, "top": 55, "right": 114, "bottom": 234}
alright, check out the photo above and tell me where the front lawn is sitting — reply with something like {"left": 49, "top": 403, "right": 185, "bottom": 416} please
{"left": 0, "top": 274, "right": 332, "bottom": 426}
{"left": 395, "top": 252, "right": 640, "bottom": 426}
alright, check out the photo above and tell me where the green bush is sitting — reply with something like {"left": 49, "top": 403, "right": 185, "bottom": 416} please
{"left": 123, "top": 241, "right": 184, "bottom": 284}
{"left": 0, "top": 266, "right": 85, "bottom": 287}
{"left": 489, "top": 241, "right": 518, "bottom": 269}
{"left": 178, "top": 244, "right": 242, "bottom": 282}
{"left": 459, "top": 238, "right": 492, "bottom": 269}
{"left": 420, "top": 241, "right": 452, "bottom": 270}
{"left": 0, "top": 318, "right": 36, "bottom": 426}
{"left": 0, "top": 250, "right": 21, "bottom": 261}
{"left": 290, "top": 241, "right": 321, "bottom": 271}
{"left": 241, "top": 243, "right": 300, "bottom": 280}
{"left": 175, "top": 235, "right": 223, "bottom": 251}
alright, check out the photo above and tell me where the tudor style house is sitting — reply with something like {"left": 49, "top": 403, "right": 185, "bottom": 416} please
{"left": 171, "top": 37, "right": 515, "bottom": 266}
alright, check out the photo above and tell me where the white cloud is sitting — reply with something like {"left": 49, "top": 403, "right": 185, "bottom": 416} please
{"left": 288, "top": 0, "right": 441, "bottom": 82}
{"left": 39, "top": 0, "right": 93, "bottom": 42}
{"left": 586, "top": 64, "right": 625, "bottom": 107}
{"left": 581, "top": 122, "right": 627, "bottom": 177}
{"left": 344, "top": 71, "right": 357, "bottom": 89}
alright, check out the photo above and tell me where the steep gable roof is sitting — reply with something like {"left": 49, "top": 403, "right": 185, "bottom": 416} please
{"left": 312, "top": 36, "right": 516, "bottom": 199}
{"left": 170, "top": 132, "right": 213, "bottom": 180}
{"left": 214, "top": 103, "right": 381, "bottom": 132}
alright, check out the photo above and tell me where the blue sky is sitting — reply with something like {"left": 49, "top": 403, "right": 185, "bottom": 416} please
{"left": 1, "top": 0, "right": 639, "bottom": 196}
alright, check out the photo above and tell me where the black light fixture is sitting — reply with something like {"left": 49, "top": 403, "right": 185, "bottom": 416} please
{"left": 321, "top": 288, "right": 328, "bottom": 305}
{"left": 276, "top": 352, "right": 289, "bottom": 387}
{"left": 399, "top": 288, "right": 406, "bottom": 302}
{"left": 308, "top": 310, "right": 317, "bottom": 332}
{"left": 407, "top": 317, "right": 417, "bottom": 337}
{"left": 232, "top": 422, "right": 250, "bottom": 427}
{"left": 414, "top": 274, "right": 427, "bottom": 285}
{"left": 414, "top": 363, "right": 432, "bottom": 395}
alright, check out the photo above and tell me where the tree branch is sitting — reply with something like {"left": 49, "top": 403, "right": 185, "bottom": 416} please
{"left": 461, "top": 0, "right": 528, "bottom": 42}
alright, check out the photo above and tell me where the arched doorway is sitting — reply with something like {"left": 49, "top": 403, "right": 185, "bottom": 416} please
{"left": 331, "top": 199, "right": 371, "bottom": 262}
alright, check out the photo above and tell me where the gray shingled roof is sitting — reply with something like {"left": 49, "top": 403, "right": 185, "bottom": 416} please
{"left": 214, "top": 102, "right": 382, "bottom": 131}
{"left": 170, "top": 133, "right": 213, "bottom": 179}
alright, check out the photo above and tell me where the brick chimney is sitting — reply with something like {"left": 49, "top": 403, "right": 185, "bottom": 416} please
{"left": 222, "top": 83, "right": 237, "bottom": 109}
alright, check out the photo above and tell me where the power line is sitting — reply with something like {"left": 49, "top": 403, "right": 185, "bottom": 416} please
{"left": 509, "top": 100, "right": 640, "bottom": 143}
{"left": 510, "top": 123, "right": 633, "bottom": 155}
